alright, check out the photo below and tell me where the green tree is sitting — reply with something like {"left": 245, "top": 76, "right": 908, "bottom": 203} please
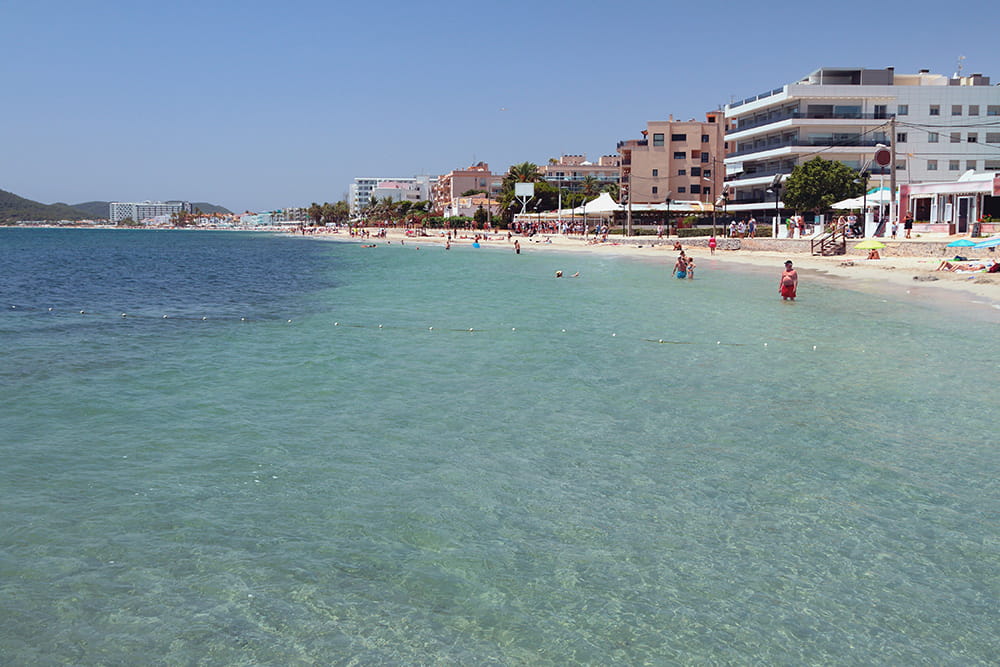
{"left": 781, "top": 157, "right": 864, "bottom": 214}
{"left": 307, "top": 202, "right": 323, "bottom": 226}
{"left": 473, "top": 205, "right": 488, "bottom": 225}
{"left": 602, "top": 183, "right": 620, "bottom": 201}
{"left": 506, "top": 161, "right": 544, "bottom": 185}
{"left": 580, "top": 176, "right": 600, "bottom": 197}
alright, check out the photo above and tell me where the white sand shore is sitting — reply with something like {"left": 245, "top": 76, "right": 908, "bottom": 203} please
{"left": 303, "top": 227, "right": 1000, "bottom": 313}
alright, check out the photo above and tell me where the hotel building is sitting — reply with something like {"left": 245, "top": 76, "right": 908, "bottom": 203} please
{"left": 349, "top": 175, "right": 434, "bottom": 217}
{"left": 723, "top": 66, "right": 1000, "bottom": 215}
{"left": 540, "top": 155, "right": 621, "bottom": 194}
{"left": 109, "top": 200, "right": 192, "bottom": 225}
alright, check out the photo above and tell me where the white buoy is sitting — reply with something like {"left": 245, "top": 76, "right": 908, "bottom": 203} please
{"left": 378, "top": 324, "right": 383, "bottom": 328}
{"left": 121, "top": 313, "right": 126, "bottom": 318}
{"left": 612, "top": 333, "right": 616, "bottom": 337}
{"left": 241, "top": 317, "right": 246, "bottom": 321}
{"left": 334, "top": 322, "right": 338, "bottom": 326}
{"left": 163, "top": 315, "right": 168, "bottom": 319}
{"left": 202, "top": 316, "right": 207, "bottom": 321}
{"left": 287, "top": 319, "right": 292, "bottom": 323}
{"left": 469, "top": 328, "right": 474, "bottom": 332}
{"left": 48, "top": 308, "right": 53, "bottom": 312}
{"left": 717, "top": 341, "right": 721, "bottom": 345}
{"left": 562, "top": 329, "right": 566, "bottom": 333}
{"left": 512, "top": 327, "right": 516, "bottom": 331}
{"left": 764, "top": 342, "right": 768, "bottom": 347}
{"left": 813, "top": 345, "right": 817, "bottom": 350}
{"left": 80, "top": 310, "right": 85, "bottom": 314}
{"left": 658, "top": 339, "right": 664, "bottom": 344}
{"left": 429, "top": 326, "right": 433, "bottom": 330}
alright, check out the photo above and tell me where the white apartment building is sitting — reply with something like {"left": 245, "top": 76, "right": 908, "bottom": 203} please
{"left": 723, "top": 67, "right": 1000, "bottom": 214}
{"left": 348, "top": 175, "right": 434, "bottom": 217}
{"left": 109, "top": 200, "right": 192, "bottom": 225}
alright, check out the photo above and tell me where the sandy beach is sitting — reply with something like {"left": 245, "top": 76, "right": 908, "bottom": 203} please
{"left": 306, "top": 227, "right": 1000, "bottom": 311}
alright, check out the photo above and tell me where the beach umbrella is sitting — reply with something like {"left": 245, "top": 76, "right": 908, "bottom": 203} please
{"left": 946, "top": 238, "right": 978, "bottom": 248}
{"left": 973, "top": 235, "right": 1000, "bottom": 249}
{"left": 853, "top": 239, "right": 886, "bottom": 250}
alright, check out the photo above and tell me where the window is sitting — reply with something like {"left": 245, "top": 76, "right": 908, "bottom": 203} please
{"left": 897, "top": 104, "right": 909, "bottom": 115}
{"left": 700, "top": 153, "right": 709, "bottom": 163}
{"left": 703, "top": 169, "right": 712, "bottom": 178}
{"left": 689, "top": 184, "right": 701, "bottom": 194}
{"left": 702, "top": 134, "right": 710, "bottom": 143}
{"left": 968, "top": 134, "right": 978, "bottom": 143}
{"left": 985, "top": 160, "right": 1000, "bottom": 171}
{"left": 677, "top": 186, "right": 687, "bottom": 193}
{"left": 928, "top": 159, "right": 938, "bottom": 170}
{"left": 928, "top": 132, "right": 939, "bottom": 143}
{"left": 952, "top": 104, "right": 963, "bottom": 116}
{"left": 690, "top": 167, "right": 702, "bottom": 177}
{"left": 671, "top": 133, "right": 687, "bottom": 141}
{"left": 652, "top": 169, "right": 658, "bottom": 177}
{"left": 929, "top": 105, "right": 940, "bottom": 116}
{"left": 969, "top": 105, "right": 979, "bottom": 116}
{"left": 703, "top": 187, "right": 711, "bottom": 195}
{"left": 896, "top": 132, "right": 907, "bottom": 143}
{"left": 678, "top": 169, "right": 686, "bottom": 175}
{"left": 896, "top": 160, "right": 906, "bottom": 171}
{"left": 949, "top": 160, "right": 960, "bottom": 171}
{"left": 988, "top": 105, "right": 1000, "bottom": 116}
{"left": 987, "top": 133, "right": 1000, "bottom": 144}
{"left": 673, "top": 152, "right": 686, "bottom": 159}
{"left": 967, "top": 160, "right": 978, "bottom": 170}
{"left": 951, "top": 132, "right": 961, "bottom": 143}
{"left": 653, "top": 133, "right": 664, "bottom": 146}
{"left": 652, "top": 186, "right": 658, "bottom": 195}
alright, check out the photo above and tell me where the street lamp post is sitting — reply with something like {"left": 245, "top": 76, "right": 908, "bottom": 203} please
{"left": 664, "top": 191, "right": 672, "bottom": 236}
{"left": 766, "top": 183, "right": 781, "bottom": 237}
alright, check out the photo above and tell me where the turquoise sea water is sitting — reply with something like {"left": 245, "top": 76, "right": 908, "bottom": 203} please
{"left": 1, "top": 228, "right": 998, "bottom": 664}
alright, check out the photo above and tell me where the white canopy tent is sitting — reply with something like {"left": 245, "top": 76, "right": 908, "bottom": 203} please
{"left": 831, "top": 187, "right": 892, "bottom": 210}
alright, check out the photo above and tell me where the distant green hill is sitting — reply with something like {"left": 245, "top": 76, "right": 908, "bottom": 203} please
{"left": 71, "top": 201, "right": 113, "bottom": 219}
{"left": 0, "top": 191, "right": 235, "bottom": 224}
{"left": 0, "top": 189, "right": 90, "bottom": 224}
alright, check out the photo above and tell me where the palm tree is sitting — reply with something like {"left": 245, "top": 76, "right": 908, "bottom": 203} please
{"left": 505, "top": 162, "right": 544, "bottom": 185}
{"left": 581, "top": 176, "right": 600, "bottom": 198}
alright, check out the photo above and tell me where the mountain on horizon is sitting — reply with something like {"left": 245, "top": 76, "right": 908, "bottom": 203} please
{"left": 0, "top": 189, "right": 91, "bottom": 224}
{"left": 0, "top": 189, "right": 233, "bottom": 223}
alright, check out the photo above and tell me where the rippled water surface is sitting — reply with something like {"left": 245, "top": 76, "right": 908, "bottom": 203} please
{"left": 1, "top": 229, "right": 997, "bottom": 664}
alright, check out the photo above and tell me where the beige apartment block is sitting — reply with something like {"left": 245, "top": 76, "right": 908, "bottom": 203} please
{"left": 541, "top": 155, "right": 620, "bottom": 193}
{"left": 432, "top": 162, "right": 502, "bottom": 215}
{"left": 618, "top": 111, "right": 726, "bottom": 205}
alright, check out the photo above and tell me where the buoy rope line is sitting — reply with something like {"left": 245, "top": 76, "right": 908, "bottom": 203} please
{"left": 3, "top": 304, "right": 827, "bottom": 349}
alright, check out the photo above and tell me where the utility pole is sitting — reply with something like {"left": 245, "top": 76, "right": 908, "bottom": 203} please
{"left": 889, "top": 116, "right": 898, "bottom": 229}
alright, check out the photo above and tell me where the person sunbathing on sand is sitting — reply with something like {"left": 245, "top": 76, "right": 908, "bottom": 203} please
{"left": 936, "top": 259, "right": 993, "bottom": 272}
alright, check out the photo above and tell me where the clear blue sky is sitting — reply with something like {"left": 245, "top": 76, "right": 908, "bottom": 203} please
{"left": 2, "top": 0, "right": 996, "bottom": 213}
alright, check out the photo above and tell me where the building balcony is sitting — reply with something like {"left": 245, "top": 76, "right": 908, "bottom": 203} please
{"left": 730, "top": 110, "right": 894, "bottom": 134}
{"left": 729, "top": 138, "right": 887, "bottom": 158}
{"left": 725, "top": 164, "right": 891, "bottom": 183}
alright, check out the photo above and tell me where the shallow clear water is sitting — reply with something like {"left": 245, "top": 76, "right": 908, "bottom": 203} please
{"left": 1, "top": 229, "right": 998, "bottom": 664}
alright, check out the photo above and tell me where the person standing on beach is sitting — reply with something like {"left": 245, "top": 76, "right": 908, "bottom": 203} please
{"left": 708, "top": 235, "right": 717, "bottom": 254}
{"left": 904, "top": 213, "right": 913, "bottom": 239}
{"left": 514, "top": 239, "right": 520, "bottom": 254}
{"left": 779, "top": 260, "right": 798, "bottom": 301}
